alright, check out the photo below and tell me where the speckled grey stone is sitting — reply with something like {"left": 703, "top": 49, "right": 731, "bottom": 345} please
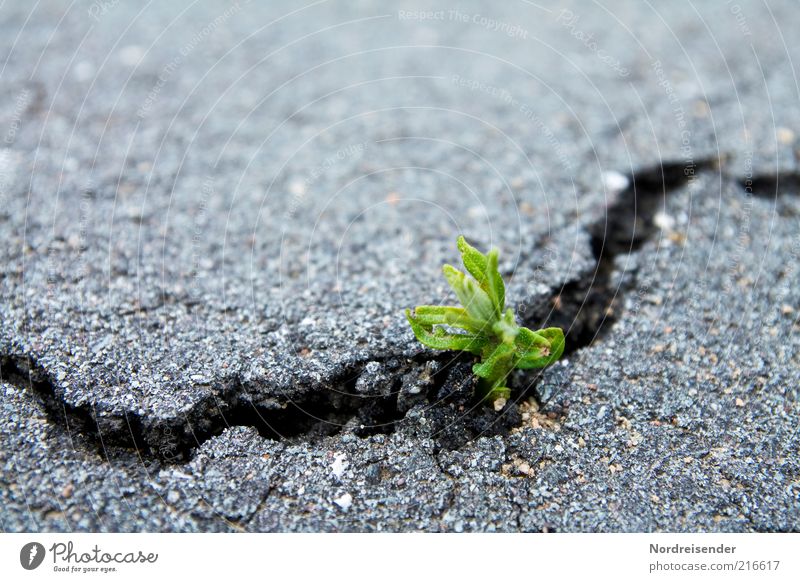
{"left": 1, "top": 0, "right": 798, "bottom": 532}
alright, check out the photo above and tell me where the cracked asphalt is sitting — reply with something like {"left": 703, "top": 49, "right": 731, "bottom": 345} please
{"left": 1, "top": 0, "right": 799, "bottom": 531}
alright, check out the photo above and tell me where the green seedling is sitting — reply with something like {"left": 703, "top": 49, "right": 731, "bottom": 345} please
{"left": 406, "top": 236, "right": 565, "bottom": 404}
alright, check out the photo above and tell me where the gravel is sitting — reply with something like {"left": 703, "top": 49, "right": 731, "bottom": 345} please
{"left": 1, "top": 0, "right": 798, "bottom": 532}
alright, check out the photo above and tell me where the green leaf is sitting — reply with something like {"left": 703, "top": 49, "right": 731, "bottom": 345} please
{"left": 472, "top": 342, "right": 515, "bottom": 379}
{"left": 485, "top": 248, "right": 506, "bottom": 314}
{"left": 406, "top": 309, "right": 488, "bottom": 354}
{"left": 406, "top": 236, "right": 565, "bottom": 406}
{"left": 515, "top": 327, "right": 566, "bottom": 369}
{"left": 442, "top": 264, "right": 496, "bottom": 324}
{"left": 538, "top": 327, "right": 566, "bottom": 360}
{"left": 412, "top": 305, "right": 486, "bottom": 333}
{"left": 458, "top": 236, "right": 505, "bottom": 315}
{"left": 514, "top": 326, "right": 550, "bottom": 350}
{"left": 492, "top": 308, "right": 519, "bottom": 344}
{"left": 457, "top": 235, "right": 488, "bottom": 284}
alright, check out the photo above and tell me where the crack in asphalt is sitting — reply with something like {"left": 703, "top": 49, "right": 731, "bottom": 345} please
{"left": 3, "top": 157, "right": 784, "bottom": 468}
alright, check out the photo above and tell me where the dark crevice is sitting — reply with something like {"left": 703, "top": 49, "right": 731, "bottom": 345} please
{"left": 743, "top": 172, "right": 800, "bottom": 197}
{"left": 0, "top": 356, "right": 149, "bottom": 464}
{"left": 1, "top": 347, "right": 474, "bottom": 463}
{"left": 512, "top": 159, "right": 720, "bottom": 416}
{"left": 422, "top": 358, "right": 524, "bottom": 453}
{"left": 0, "top": 353, "right": 404, "bottom": 464}
{"left": 530, "top": 159, "right": 718, "bottom": 358}
{"left": 3, "top": 159, "right": 728, "bottom": 463}
{"left": 743, "top": 172, "right": 800, "bottom": 217}
{"left": 159, "top": 366, "right": 408, "bottom": 458}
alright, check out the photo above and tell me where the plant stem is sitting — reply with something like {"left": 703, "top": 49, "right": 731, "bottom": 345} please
{"left": 477, "top": 370, "right": 512, "bottom": 402}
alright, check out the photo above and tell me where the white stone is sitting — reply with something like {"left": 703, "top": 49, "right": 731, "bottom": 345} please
{"left": 73, "top": 61, "right": 94, "bottom": 81}
{"left": 334, "top": 492, "right": 352, "bottom": 511}
{"left": 289, "top": 179, "right": 306, "bottom": 196}
{"left": 653, "top": 211, "right": 676, "bottom": 231}
{"left": 602, "top": 170, "right": 630, "bottom": 193}
{"left": 331, "top": 453, "right": 347, "bottom": 478}
{"left": 118, "top": 45, "right": 144, "bottom": 66}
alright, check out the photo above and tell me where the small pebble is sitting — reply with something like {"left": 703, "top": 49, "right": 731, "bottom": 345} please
{"left": 653, "top": 211, "right": 676, "bottom": 231}
{"left": 602, "top": 170, "right": 630, "bottom": 193}
{"left": 289, "top": 179, "right": 306, "bottom": 196}
{"left": 118, "top": 45, "right": 144, "bottom": 66}
{"left": 777, "top": 127, "right": 795, "bottom": 145}
{"left": 334, "top": 493, "right": 352, "bottom": 511}
{"left": 73, "top": 61, "right": 94, "bottom": 81}
{"left": 331, "top": 453, "right": 347, "bottom": 478}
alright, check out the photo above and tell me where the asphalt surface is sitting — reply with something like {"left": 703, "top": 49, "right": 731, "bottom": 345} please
{"left": 1, "top": 0, "right": 798, "bottom": 531}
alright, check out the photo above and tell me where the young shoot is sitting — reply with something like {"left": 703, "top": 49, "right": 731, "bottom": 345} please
{"left": 406, "top": 236, "right": 565, "bottom": 404}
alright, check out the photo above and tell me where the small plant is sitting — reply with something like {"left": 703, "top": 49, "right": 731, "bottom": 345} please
{"left": 406, "top": 236, "right": 565, "bottom": 404}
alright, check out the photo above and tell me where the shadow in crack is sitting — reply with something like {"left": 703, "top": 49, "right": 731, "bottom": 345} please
{"left": 2, "top": 159, "right": 728, "bottom": 460}
{"left": 529, "top": 160, "right": 717, "bottom": 357}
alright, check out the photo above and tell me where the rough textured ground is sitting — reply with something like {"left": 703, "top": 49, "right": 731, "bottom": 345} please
{"left": 1, "top": 0, "right": 798, "bottom": 531}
